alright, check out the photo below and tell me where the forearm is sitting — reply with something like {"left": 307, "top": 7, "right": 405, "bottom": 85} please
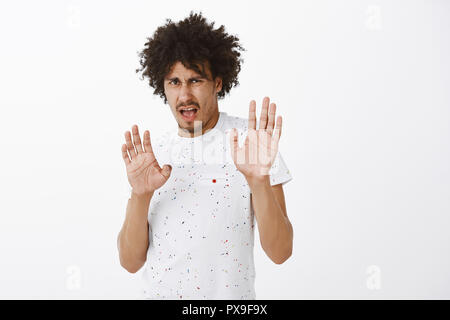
{"left": 247, "top": 177, "right": 293, "bottom": 264}
{"left": 118, "top": 190, "right": 153, "bottom": 273}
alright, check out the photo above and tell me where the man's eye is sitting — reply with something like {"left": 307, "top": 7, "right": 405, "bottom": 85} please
{"left": 168, "top": 79, "right": 201, "bottom": 85}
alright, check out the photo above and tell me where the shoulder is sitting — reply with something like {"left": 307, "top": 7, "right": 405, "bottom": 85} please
{"left": 221, "top": 112, "right": 249, "bottom": 134}
{"left": 150, "top": 128, "right": 173, "bottom": 152}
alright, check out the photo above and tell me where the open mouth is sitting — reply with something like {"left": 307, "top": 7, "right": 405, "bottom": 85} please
{"left": 179, "top": 107, "right": 198, "bottom": 121}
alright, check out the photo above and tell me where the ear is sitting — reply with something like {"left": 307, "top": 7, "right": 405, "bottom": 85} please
{"left": 215, "top": 77, "right": 223, "bottom": 94}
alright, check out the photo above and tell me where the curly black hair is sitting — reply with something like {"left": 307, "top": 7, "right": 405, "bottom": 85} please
{"left": 136, "top": 10, "right": 246, "bottom": 104}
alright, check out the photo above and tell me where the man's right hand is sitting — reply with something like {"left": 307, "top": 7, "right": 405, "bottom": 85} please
{"left": 121, "top": 125, "right": 172, "bottom": 196}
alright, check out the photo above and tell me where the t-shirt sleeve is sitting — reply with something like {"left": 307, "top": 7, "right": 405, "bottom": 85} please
{"left": 269, "top": 150, "right": 293, "bottom": 186}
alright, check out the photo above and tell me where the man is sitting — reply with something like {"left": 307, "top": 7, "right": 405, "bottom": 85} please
{"left": 118, "top": 11, "right": 293, "bottom": 300}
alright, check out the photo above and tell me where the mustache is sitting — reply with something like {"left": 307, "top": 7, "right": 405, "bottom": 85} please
{"left": 177, "top": 101, "right": 199, "bottom": 110}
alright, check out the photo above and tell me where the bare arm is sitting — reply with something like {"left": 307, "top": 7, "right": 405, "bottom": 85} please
{"left": 117, "top": 190, "right": 153, "bottom": 273}
{"left": 118, "top": 124, "right": 172, "bottom": 273}
{"left": 248, "top": 177, "right": 293, "bottom": 264}
{"left": 230, "top": 97, "right": 292, "bottom": 264}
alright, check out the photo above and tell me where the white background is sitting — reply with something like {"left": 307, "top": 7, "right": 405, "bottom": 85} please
{"left": 0, "top": 0, "right": 449, "bottom": 299}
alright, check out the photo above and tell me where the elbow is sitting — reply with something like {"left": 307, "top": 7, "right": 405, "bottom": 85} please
{"left": 272, "top": 249, "right": 292, "bottom": 265}
{"left": 117, "top": 234, "right": 147, "bottom": 273}
{"left": 263, "top": 232, "right": 293, "bottom": 265}
{"left": 267, "top": 218, "right": 293, "bottom": 265}
{"left": 267, "top": 241, "right": 292, "bottom": 265}
{"left": 124, "top": 266, "right": 142, "bottom": 274}
{"left": 118, "top": 248, "right": 146, "bottom": 273}
{"left": 120, "top": 259, "right": 145, "bottom": 274}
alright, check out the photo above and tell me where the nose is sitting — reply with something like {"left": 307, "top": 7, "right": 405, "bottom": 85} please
{"left": 178, "top": 82, "right": 194, "bottom": 102}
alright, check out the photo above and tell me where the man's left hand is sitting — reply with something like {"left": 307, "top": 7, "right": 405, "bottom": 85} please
{"left": 229, "top": 96, "right": 282, "bottom": 182}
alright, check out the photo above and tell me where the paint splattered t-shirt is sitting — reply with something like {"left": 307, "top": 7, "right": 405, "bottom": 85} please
{"left": 141, "top": 111, "right": 293, "bottom": 299}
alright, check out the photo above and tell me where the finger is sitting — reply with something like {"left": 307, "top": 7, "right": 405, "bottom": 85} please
{"left": 248, "top": 129, "right": 258, "bottom": 165}
{"left": 132, "top": 125, "right": 144, "bottom": 154}
{"left": 244, "top": 132, "right": 250, "bottom": 148}
{"left": 278, "top": 115, "right": 282, "bottom": 138}
{"left": 272, "top": 115, "right": 282, "bottom": 149}
{"left": 142, "top": 130, "right": 155, "bottom": 156}
{"left": 248, "top": 100, "right": 257, "bottom": 130}
{"left": 124, "top": 130, "right": 137, "bottom": 160}
{"left": 259, "top": 96, "right": 270, "bottom": 130}
{"left": 160, "top": 164, "right": 172, "bottom": 179}
{"left": 121, "top": 144, "right": 131, "bottom": 165}
{"left": 266, "top": 102, "right": 276, "bottom": 136}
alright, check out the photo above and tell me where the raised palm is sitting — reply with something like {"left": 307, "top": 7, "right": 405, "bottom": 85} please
{"left": 230, "top": 97, "right": 282, "bottom": 179}
{"left": 121, "top": 125, "right": 172, "bottom": 195}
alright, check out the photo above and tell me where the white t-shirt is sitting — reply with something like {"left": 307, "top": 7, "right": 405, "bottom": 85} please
{"left": 141, "top": 111, "right": 293, "bottom": 299}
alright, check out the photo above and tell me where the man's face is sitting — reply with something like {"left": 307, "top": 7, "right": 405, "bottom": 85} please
{"left": 164, "top": 61, "right": 222, "bottom": 135}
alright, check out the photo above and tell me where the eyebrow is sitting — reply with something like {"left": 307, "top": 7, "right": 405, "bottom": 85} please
{"left": 165, "top": 76, "right": 205, "bottom": 81}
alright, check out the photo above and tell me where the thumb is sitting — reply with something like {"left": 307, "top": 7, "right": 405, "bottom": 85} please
{"left": 161, "top": 164, "right": 172, "bottom": 179}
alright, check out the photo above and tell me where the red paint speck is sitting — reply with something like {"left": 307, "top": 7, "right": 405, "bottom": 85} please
{"left": 212, "top": 179, "right": 216, "bottom": 183}
{"left": 197, "top": 286, "right": 200, "bottom": 290}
